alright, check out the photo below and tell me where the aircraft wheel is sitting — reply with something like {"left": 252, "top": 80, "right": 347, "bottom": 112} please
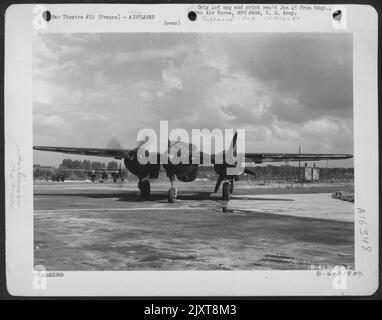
{"left": 222, "top": 182, "right": 231, "bottom": 201}
{"left": 139, "top": 180, "right": 150, "bottom": 198}
{"left": 168, "top": 187, "right": 177, "bottom": 203}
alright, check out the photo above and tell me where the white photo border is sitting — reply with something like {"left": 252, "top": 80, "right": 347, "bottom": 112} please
{"left": 4, "top": 4, "right": 378, "bottom": 296}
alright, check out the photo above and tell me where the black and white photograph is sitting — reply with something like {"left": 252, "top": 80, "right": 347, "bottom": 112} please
{"left": 32, "top": 32, "right": 355, "bottom": 271}
{"left": 4, "top": 4, "right": 378, "bottom": 297}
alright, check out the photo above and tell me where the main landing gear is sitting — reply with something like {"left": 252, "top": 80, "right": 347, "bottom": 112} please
{"left": 167, "top": 176, "right": 177, "bottom": 203}
{"left": 138, "top": 175, "right": 178, "bottom": 203}
{"left": 138, "top": 179, "right": 150, "bottom": 198}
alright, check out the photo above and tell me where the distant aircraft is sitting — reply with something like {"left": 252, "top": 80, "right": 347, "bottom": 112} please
{"left": 34, "top": 132, "right": 353, "bottom": 203}
{"left": 57, "top": 166, "right": 124, "bottom": 183}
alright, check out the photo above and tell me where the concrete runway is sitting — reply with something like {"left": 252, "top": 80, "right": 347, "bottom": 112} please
{"left": 34, "top": 181, "right": 354, "bottom": 271}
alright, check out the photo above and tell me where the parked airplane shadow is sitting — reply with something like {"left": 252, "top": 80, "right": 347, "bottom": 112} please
{"left": 35, "top": 191, "right": 295, "bottom": 203}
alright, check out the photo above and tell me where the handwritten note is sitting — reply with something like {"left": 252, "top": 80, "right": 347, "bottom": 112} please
{"left": 357, "top": 208, "right": 371, "bottom": 253}
{"left": 8, "top": 147, "right": 26, "bottom": 209}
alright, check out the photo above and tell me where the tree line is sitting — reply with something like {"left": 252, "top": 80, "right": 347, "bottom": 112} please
{"left": 59, "top": 159, "right": 119, "bottom": 170}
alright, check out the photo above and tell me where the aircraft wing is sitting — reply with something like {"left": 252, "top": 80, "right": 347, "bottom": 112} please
{"left": 244, "top": 153, "right": 353, "bottom": 164}
{"left": 33, "top": 146, "right": 129, "bottom": 159}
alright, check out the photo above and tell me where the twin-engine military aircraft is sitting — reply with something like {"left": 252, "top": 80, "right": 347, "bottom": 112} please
{"left": 34, "top": 132, "right": 353, "bottom": 203}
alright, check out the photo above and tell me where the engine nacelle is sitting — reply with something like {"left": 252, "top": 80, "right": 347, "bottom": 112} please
{"left": 124, "top": 150, "right": 160, "bottom": 179}
{"left": 175, "top": 164, "right": 198, "bottom": 182}
{"left": 163, "top": 163, "right": 199, "bottom": 182}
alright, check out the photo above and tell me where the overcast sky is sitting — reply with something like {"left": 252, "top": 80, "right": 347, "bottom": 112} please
{"left": 33, "top": 33, "right": 353, "bottom": 167}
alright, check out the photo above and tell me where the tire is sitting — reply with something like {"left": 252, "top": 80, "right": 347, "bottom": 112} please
{"left": 168, "top": 187, "right": 176, "bottom": 203}
{"left": 222, "top": 182, "right": 231, "bottom": 201}
{"left": 139, "top": 180, "right": 150, "bottom": 198}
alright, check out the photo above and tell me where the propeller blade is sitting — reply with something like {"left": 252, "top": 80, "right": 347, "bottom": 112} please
{"left": 136, "top": 138, "right": 146, "bottom": 149}
{"left": 228, "top": 131, "right": 237, "bottom": 149}
{"left": 214, "top": 176, "right": 223, "bottom": 193}
{"left": 233, "top": 131, "right": 238, "bottom": 148}
{"left": 227, "top": 131, "right": 238, "bottom": 158}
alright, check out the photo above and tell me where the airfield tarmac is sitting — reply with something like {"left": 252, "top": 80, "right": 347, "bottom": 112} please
{"left": 34, "top": 181, "right": 355, "bottom": 270}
